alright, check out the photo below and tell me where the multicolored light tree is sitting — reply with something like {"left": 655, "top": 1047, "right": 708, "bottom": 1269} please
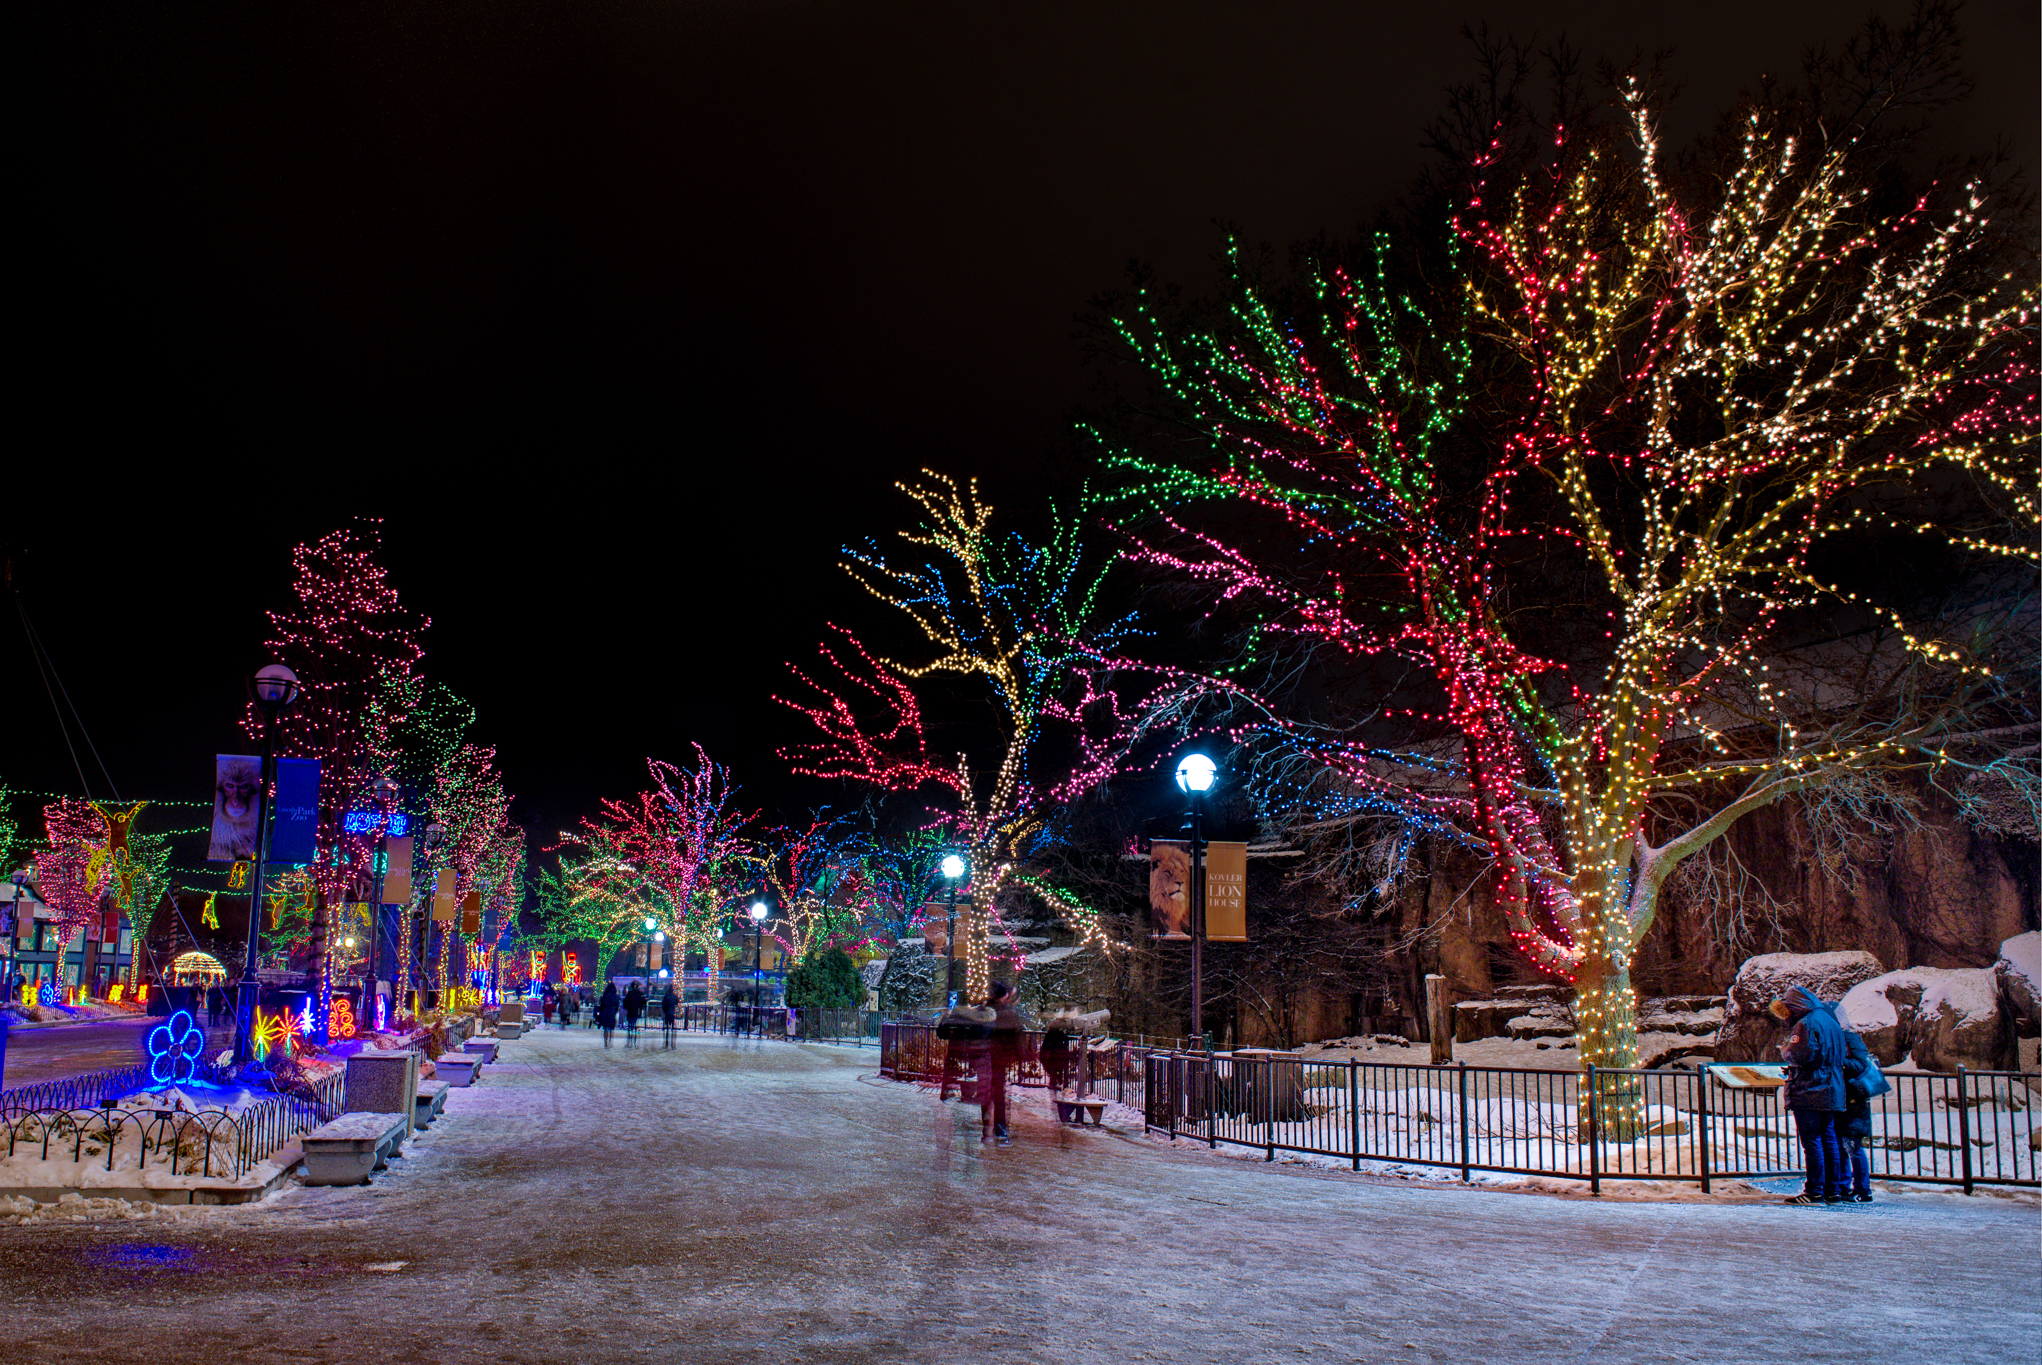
{"left": 255, "top": 523, "right": 426, "bottom": 1036}
{"left": 1096, "top": 82, "right": 2037, "bottom": 1077}
{"left": 545, "top": 749, "right": 757, "bottom": 986}
{"left": 778, "top": 474, "right": 1139, "bottom": 1003}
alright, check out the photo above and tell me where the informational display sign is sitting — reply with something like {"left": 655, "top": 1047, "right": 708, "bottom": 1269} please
{"left": 1205, "top": 841, "right": 1248, "bottom": 941}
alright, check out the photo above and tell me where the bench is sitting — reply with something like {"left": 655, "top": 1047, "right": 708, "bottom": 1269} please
{"left": 300, "top": 1113, "right": 410, "bottom": 1186}
{"left": 413, "top": 1080, "right": 450, "bottom": 1129}
{"left": 1053, "top": 1096, "right": 1109, "bottom": 1126}
{"left": 461, "top": 1037, "right": 499, "bottom": 1063}
{"left": 495, "top": 1020, "right": 523, "bottom": 1040}
{"left": 435, "top": 1053, "right": 483, "bottom": 1087}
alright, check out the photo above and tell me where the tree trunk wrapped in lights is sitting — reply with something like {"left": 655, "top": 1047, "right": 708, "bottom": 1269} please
{"left": 1094, "top": 55, "right": 2037, "bottom": 1106}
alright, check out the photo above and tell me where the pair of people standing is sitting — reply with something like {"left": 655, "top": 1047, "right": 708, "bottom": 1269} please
{"left": 936, "top": 981, "right": 1023, "bottom": 1145}
{"left": 1774, "top": 984, "right": 1888, "bottom": 1204}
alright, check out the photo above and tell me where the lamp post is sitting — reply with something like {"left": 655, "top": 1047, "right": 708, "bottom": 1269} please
{"left": 235, "top": 663, "right": 300, "bottom": 1065}
{"left": 748, "top": 900, "right": 769, "bottom": 1009}
{"left": 417, "top": 819, "right": 444, "bottom": 1012}
{"left": 1175, "top": 752, "right": 1217, "bottom": 1053}
{"left": 369, "top": 773, "right": 401, "bottom": 1032}
{"left": 935, "top": 851, "right": 968, "bottom": 1014}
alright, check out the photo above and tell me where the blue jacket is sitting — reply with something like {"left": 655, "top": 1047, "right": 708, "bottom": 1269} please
{"left": 1782, "top": 985, "right": 1848, "bottom": 1111}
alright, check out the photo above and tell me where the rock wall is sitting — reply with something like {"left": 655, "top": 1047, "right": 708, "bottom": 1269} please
{"left": 1382, "top": 782, "right": 2035, "bottom": 1012}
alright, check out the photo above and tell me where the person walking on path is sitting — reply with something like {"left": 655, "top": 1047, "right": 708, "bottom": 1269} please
{"left": 623, "top": 982, "right": 646, "bottom": 1045}
{"left": 936, "top": 1000, "right": 993, "bottom": 1106}
{"left": 983, "top": 981, "right": 1024, "bottom": 1146}
{"left": 597, "top": 981, "right": 620, "bottom": 1048}
{"left": 660, "top": 984, "right": 678, "bottom": 1048}
{"left": 1772, "top": 984, "right": 1847, "bottom": 1204}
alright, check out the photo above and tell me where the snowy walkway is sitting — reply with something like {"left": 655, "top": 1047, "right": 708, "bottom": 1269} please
{"left": 1, "top": 1024, "right": 2033, "bottom": 1364}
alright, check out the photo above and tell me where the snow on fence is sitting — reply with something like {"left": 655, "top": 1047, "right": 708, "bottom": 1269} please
{"left": 1, "top": 1088, "right": 335, "bottom": 1183}
{"left": 1140, "top": 1052, "right": 2038, "bottom": 1194}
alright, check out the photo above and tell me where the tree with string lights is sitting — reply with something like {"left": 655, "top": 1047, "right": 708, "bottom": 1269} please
{"left": 543, "top": 749, "right": 757, "bottom": 987}
{"left": 778, "top": 474, "right": 1144, "bottom": 1004}
{"left": 256, "top": 523, "right": 426, "bottom": 1035}
{"left": 1093, "top": 42, "right": 2037, "bottom": 1089}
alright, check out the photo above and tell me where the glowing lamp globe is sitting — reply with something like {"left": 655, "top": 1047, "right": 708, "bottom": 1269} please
{"left": 653, "top": 931, "right": 666, "bottom": 943}
{"left": 748, "top": 901, "right": 769, "bottom": 923}
{"left": 940, "top": 853, "right": 967, "bottom": 881}
{"left": 1175, "top": 753, "right": 1218, "bottom": 794}
{"left": 253, "top": 663, "right": 301, "bottom": 707}
{"left": 644, "top": 917, "right": 657, "bottom": 932}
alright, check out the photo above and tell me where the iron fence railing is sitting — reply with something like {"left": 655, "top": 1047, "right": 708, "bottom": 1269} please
{"left": 878, "top": 1021, "right": 1166, "bottom": 1111}
{"left": 1137, "top": 1051, "right": 2039, "bottom": 1194}
{"left": 3, "top": 1086, "right": 336, "bottom": 1182}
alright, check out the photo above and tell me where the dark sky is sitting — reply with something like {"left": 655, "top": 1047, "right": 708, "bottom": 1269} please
{"left": 8, "top": 0, "right": 2035, "bottom": 854}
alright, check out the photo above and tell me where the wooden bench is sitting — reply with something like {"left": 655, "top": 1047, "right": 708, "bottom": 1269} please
{"left": 435, "top": 1053, "right": 483, "bottom": 1087}
{"left": 413, "top": 1080, "right": 450, "bottom": 1129}
{"left": 461, "top": 1037, "right": 499, "bottom": 1063}
{"left": 301, "top": 1113, "right": 410, "bottom": 1186}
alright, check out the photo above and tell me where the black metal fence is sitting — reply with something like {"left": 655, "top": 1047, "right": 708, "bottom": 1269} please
{"left": 1139, "top": 1052, "right": 2039, "bottom": 1194}
{"left": 878, "top": 1021, "right": 1165, "bottom": 1110}
{"left": 2, "top": 1085, "right": 339, "bottom": 1182}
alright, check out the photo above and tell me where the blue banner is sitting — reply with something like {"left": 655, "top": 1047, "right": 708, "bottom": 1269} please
{"left": 269, "top": 758, "right": 321, "bottom": 865}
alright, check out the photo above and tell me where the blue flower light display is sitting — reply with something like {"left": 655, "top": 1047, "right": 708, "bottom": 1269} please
{"left": 146, "top": 1010, "right": 205, "bottom": 1087}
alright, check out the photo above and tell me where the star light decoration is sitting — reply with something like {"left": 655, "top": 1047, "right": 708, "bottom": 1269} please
{"left": 777, "top": 474, "right": 1142, "bottom": 1003}
{"left": 1093, "top": 85, "right": 2037, "bottom": 1079}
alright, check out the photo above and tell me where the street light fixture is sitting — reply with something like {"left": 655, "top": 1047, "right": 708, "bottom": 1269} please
{"left": 1174, "top": 752, "right": 1217, "bottom": 1052}
{"left": 235, "top": 664, "right": 300, "bottom": 1065}
{"left": 366, "top": 774, "right": 402, "bottom": 1035}
{"left": 928, "top": 850, "right": 970, "bottom": 1014}
{"left": 746, "top": 900, "right": 770, "bottom": 1006}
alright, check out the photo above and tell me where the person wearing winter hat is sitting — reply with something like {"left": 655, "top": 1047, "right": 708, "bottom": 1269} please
{"left": 1770, "top": 984, "right": 1848, "bottom": 1204}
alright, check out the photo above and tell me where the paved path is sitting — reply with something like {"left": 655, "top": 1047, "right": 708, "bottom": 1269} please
{"left": 1, "top": 1026, "right": 2033, "bottom": 1363}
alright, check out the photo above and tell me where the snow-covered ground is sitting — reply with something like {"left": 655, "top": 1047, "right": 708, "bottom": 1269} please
{"left": 0, "top": 1024, "right": 2034, "bottom": 1364}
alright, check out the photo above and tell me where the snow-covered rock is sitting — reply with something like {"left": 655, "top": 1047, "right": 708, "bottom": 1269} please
{"left": 1840, "top": 967, "right": 2004, "bottom": 1070}
{"left": 1715, "top": 950, "right": 1887, "bottom": 1063}
{"left": 1994, "top": 931, "right": 2039, "bottom": 1037}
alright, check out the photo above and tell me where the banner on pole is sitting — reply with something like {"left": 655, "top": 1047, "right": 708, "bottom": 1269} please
{"left": 1149, "top": 840, "right": 1191, "bottom": 940}
{"left": 207, "top": 755, "right": 262, "bottom": 862}
{"left": 460, "top": 890, "right": 481, "bottom": 936}
{"left": 268, "top": 758, "right": 321, "bottom": 865}
{"left": 384, "top": 836, "right": 412, "bottom": 904}
{"left": 920, "top": 901, "right": 951, "bottom": 956}
{"left": 1205, "top": 841, "right": 1248, "bottom": 941}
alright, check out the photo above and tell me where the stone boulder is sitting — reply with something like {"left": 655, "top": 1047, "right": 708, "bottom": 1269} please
{"left": 1840, "top": 967, "right": 2005, "bottom": 1070}
{"left": 1995, "top": 931, "right": 2039, "bottom": 1037}
{"left": 1715, "top": 951, "right": 1887, "bottom": 1063}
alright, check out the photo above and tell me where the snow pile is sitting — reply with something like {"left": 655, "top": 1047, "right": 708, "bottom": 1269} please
{"left": 1996, "top": 931, "right": 2039, "bottom": 1036}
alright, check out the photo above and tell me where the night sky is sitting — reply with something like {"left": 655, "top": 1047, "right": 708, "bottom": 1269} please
{"left": 8, "top": 0, "right": 2035, "bottom": 852}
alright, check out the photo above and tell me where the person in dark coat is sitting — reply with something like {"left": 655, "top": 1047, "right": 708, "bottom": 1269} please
{"left": 660, "top": 985, "right": 679, "bottom": 1047}
{"left": 936, "top": 1001, "right": 994, "bottom": 1106}
{"left": 1772, "top": 984, "right": 1847, "bottom": 1204}
{"left": 983, "top": 981, "right": 1024, "bottom": 1146}
{"left": 623, "top": 983, "right": 646, "bottom": 1041}
{"left": 1039, "top": 1018, "right": 1075, "bottom": 1094}
{"left": 1828, "top": 1001, "right": 1884, "bottom": 1203}
{"left": 597, "top": 981, "right": 621, "bottom": 1047}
